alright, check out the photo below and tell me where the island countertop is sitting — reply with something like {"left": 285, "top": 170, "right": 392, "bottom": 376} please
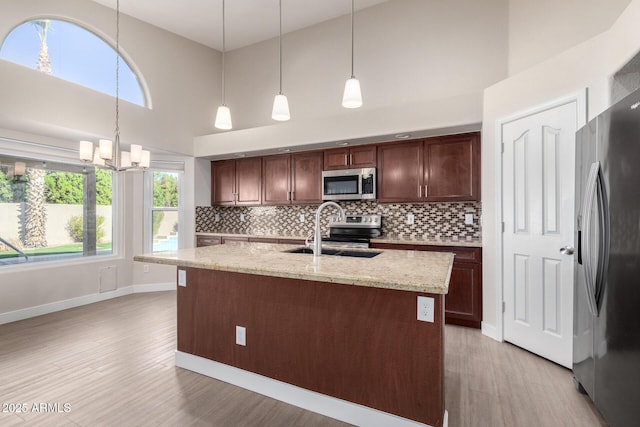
{"left": 134, "top": 241, "right": 454, "bottom": 294}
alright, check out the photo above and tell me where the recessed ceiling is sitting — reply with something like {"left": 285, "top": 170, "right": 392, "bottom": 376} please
{"left": 90, "top": 0, "right": 390, "bottom": 51}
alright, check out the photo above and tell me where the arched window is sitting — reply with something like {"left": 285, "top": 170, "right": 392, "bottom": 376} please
{"left": 0, "top": 18, "right": 147, "bottom": 107}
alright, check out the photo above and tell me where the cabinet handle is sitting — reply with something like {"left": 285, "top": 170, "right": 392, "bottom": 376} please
{"left": 424, "top": 185, "right": 428, "bottom": 198}
{"left": 345, "top": 154, "right": 349, "bottom": 165}
{"left": 418, "top": 185, "right": 422, "bottom": 198}
{"left": 291, "top": 191, "right": 295, "bottom": 201}
{"left": 349, "top": 153, "right": 353, "bottom": 165}
{"left": 287, "top": 191, "right": 291, "bottom": 201}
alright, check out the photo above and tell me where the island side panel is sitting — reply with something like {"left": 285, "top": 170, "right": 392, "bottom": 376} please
{"left": 177, "top": 267, "right": 445, "bottom": 426}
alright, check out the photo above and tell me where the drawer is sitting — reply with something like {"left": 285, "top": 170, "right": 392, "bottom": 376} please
{"left": 196, "top": 236, "right": 222, "bottom": 247}
{"left": 370, "top": 243, "right": 481, "bottom": 263}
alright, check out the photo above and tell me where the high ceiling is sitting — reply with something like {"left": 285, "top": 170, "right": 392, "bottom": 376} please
{"left": 90, "top": 0, "right": 389, "bottom": 51}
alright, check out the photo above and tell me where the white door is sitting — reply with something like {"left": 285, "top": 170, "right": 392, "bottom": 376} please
{"left": 501, "top": 99, "right": 582, "bottom": 368}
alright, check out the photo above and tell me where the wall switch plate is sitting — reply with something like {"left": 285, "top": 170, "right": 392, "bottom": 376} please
{"left": 240, "top": 213, "right": 245, "bottom": 222}
{"left": 143, "top": 264, "right": 149, "bottom": 273}
{"left": 407, "top": 213, "right": 415, "bottom": 225}
{"left": 178, "top": 270, "right": 187, "bottom": 287}
{"left": 215, "top": 213, "right": 220, "bottom": 222}
{"left": 417, "top": 296, "right": 434, "bottom": 323}
{"left": 465, "top": 213, "right": 474, "bottom": 225}
{"left": 236, "top": 326, "right": 246, "bottom": 346}
{"left": 299, "top": 214, "right": 305, "bottom": 223}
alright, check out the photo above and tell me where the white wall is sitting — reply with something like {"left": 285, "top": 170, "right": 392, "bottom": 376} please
{"left": 0, "top": 0, "right": 219, "bottom": 156}
{"left": 0, "top": 0, "right": 207, "bottom": 319}
{"left": 481, "top": 0, "right": 640, "bottom": 337}
{"left": 196, "top": 0, "right": 509, "bottom": 157}
{"left": 507, "top": 0, "right": 632, "bottom": 75}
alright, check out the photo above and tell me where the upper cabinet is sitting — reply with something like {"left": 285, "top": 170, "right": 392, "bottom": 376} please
{"left": 210, "top": 132, "right": 480, "bottom": 206}
{"left": 377, "top": 132, "right": 480, "bottom": 203}
{"left": 262, "top": 152, "right": 323, "bottom": 205}
{"left": 324, "top": 145, "right": 377, "bottom": 170}
{"left": 424, "top": 133, "right": 480, "bottom": 202}
{"left": 211, "top": 157, "right": 262, "bottom": 206}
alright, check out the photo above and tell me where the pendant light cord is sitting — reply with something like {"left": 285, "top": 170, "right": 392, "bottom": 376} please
{"left": 350, "top": 0, "right": 354, "bottom": 78}
{"left": 221, "top": 0, "right": 226, "bottom": 105}
{"left": 279, "top": 0, "right": 283, "bottom": 94}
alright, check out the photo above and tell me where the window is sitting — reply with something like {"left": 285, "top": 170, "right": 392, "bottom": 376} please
{"left": 150, "top": 171, "right": 180, "bottom": 252}
{"left": 0, "top": 155, "right": 114, "bottom": 266}
{"left": 0, "top": 19, "right": 146, "bottom": 106}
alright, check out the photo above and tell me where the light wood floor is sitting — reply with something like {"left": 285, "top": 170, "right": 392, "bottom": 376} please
{"left": 0, "top": 291, "right": 606, "bottom": 427}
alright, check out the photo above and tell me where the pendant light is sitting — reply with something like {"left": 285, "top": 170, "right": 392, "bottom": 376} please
{"left": 215, "top": 0, "right": 233, "bottom": 130}
{"left": 342, "top": 0, "right": 362, "bottom": 109}
{"left": 78, "top": 0, "right": 150, "bottom": 170}
{"left": 272, "top": 0, "right": 290, "bottom": 121}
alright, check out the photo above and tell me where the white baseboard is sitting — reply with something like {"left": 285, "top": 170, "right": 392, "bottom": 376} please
{"left": 0, "top": 282, "right": 175, "bottom": 325}
{"left": 481, "top": 321, "right": 502, "bottom": 342}
{"left": 176, "top": 351, "right": 438, "bottom": 427}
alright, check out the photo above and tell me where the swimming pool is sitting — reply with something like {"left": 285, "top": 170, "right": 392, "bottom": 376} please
{"left": 153, "top": 235, "right": 178, "bottom": 252}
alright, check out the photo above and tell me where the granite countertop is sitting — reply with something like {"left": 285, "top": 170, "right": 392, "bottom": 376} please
{"left": 135, "top": 242, "right": 454, "bottom": 295}
{"left": 196, "top": 232, "right": 482, "bottom": 248}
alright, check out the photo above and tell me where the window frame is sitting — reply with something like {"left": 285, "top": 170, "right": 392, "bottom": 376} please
{"left": 0, "top": 138, "right": 120, "bottom": 270}
{"left": 144, "top": 168, "right": 184, "bottom": 254}
{"left": 0, "top": 17, "right": 151, "bottom": 108}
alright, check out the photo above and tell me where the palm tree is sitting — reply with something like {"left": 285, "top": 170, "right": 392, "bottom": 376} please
{"left": 22, "top": 168, "right": 47, "bottom": 248}
{"left": 20, "top": 20, "right": 52, "bottom": 249}
{"left": 32, "top": 19, "right": 52, "bottom": 75}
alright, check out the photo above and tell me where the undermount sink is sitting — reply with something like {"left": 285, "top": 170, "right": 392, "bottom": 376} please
{"left": 284, "top": 247, "right": 381, "bottom": 258}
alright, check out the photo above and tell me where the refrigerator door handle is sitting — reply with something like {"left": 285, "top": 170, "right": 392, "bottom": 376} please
{"left": 582, "top": 161, "right": 601, "bottom": 317}
{"left": 594, "top": 167, "right": 610, "bottom": 310}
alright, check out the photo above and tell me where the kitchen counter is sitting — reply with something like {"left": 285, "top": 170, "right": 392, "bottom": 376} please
{"left": 196, "top": 231, "right": 482, "bottom": 247}
{"left": 135, "top": 241, "right": 454, "bottom": 294}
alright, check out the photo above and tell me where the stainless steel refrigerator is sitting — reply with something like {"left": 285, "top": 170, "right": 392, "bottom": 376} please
{"left": 574, "top": 89, "right": 640, "bottom": 426}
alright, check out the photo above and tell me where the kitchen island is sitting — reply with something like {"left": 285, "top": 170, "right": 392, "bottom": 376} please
{"left": 135, "top": 242, "right": 454, "bottom": 427}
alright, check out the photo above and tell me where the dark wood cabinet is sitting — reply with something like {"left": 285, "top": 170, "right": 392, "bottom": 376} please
{"left": 211, "top": 160, "right": 235, "bottom": 205}
{"left": 211, "top": 157, "right": 262, "bottom": 206}
{"left": 424, "top": 133, "right": 480, "bottom": 201}
{"left": 262, "top": 154, "right": 292, "bottom": 205}
{"left": 377, "top": 133, "right": 480, "bottom": 203}
{"left": 262, "top": 152, "right": 323, "bottom": 205}
{"left": 324, "top": 145, "right": 377, "bottom": 170}
{"left": 377, "top": 140, "right": 424, "bottom": 202}
{"left": 196, "top": 235, "right": 222, "bottom": 247}
{"left": 291, "top": 152, "right": 323, "bottom": 204}
{"left": 370, "top": 242, "right": 482, "bottom": 328}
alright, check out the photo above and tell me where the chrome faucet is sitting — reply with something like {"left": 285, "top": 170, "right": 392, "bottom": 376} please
{"left": 312, "top": 201, "right": 345, "bottom": 258}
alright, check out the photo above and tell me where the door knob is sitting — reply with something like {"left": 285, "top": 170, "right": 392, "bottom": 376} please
{"left": 560, "top": 246, "right": 574, "bottom": 255}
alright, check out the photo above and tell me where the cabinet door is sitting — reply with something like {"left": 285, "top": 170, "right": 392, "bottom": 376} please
{"left": 445, "top": 262, "right": 482, "bottom": 328}
{"left": 349, "top": 145, "right": 377, "bottom": 168}
{"left": 323, "top": 148, "right": 350, "bottom": 170}
{"left": 235, "top": 157, "right": 262, "bottom": 205}
{"left": 211, "top": 160, "right": 236, "bottom": 205}
{"left": 424, "top": 133, "right": 480, "bottom": 201}
{"left": 262, "top": 155, "right": 291, "bottom": 205}
{"left": 377, "top": 140, "right": 423, "bottom": 202}
{"left": 291, "top": 152, "right": 323, "bottom": 204}
{"left": 196, "top": 236, "right": 222, "bottom": 247}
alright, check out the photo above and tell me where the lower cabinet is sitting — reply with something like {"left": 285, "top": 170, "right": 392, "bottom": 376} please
{"left": 371, "top": 243, "right": 482, "bottom": 328}
{"left": 197, "top": 235, "right": 305, "bottom": 247}
{"left": 196, "top": 235, "right": 222, "bottom": 247}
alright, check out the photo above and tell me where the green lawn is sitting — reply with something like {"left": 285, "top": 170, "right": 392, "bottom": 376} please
{"left": 0, "top": 242, "right": 112, "bottom": 259}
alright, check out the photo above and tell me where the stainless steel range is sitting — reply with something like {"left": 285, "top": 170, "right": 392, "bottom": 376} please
{"left": 322, "top": 214, "right": 382, "bottom": 248}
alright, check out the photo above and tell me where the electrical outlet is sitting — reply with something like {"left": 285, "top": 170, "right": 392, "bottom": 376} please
{"left": 236, "top": 326, "right": 246, "bottom": 346}
{"left": 417, "top": 296, "right": 434, "bottom": 323}
{"left": 240, "top": 213, "right": 245, "bottom": 222}
{"left": 215, "top": 213, "right": 220, "bottom": 222}
{"left": 407, "top": 213, "right": 415, "bottom": 225}
{"left": 143, "top": 264, "right": 149, "bottom": 273}
{"left": 300, "top": 214, "right": 305, "bottom": 223}
{"left": 178, "top": 269, "right": 187, "bottom": 287}
{"left": 465, "top": 213, "right": 474, "bottom": 225}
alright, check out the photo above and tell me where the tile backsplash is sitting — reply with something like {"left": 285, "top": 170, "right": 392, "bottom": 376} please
{"left": 196, "top": 201, "right": 482, "bottom": 241}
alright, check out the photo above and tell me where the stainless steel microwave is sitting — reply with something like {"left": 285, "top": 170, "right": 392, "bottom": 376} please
{"left": 321, "top": 168, "right": 376, "bottom": 201}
